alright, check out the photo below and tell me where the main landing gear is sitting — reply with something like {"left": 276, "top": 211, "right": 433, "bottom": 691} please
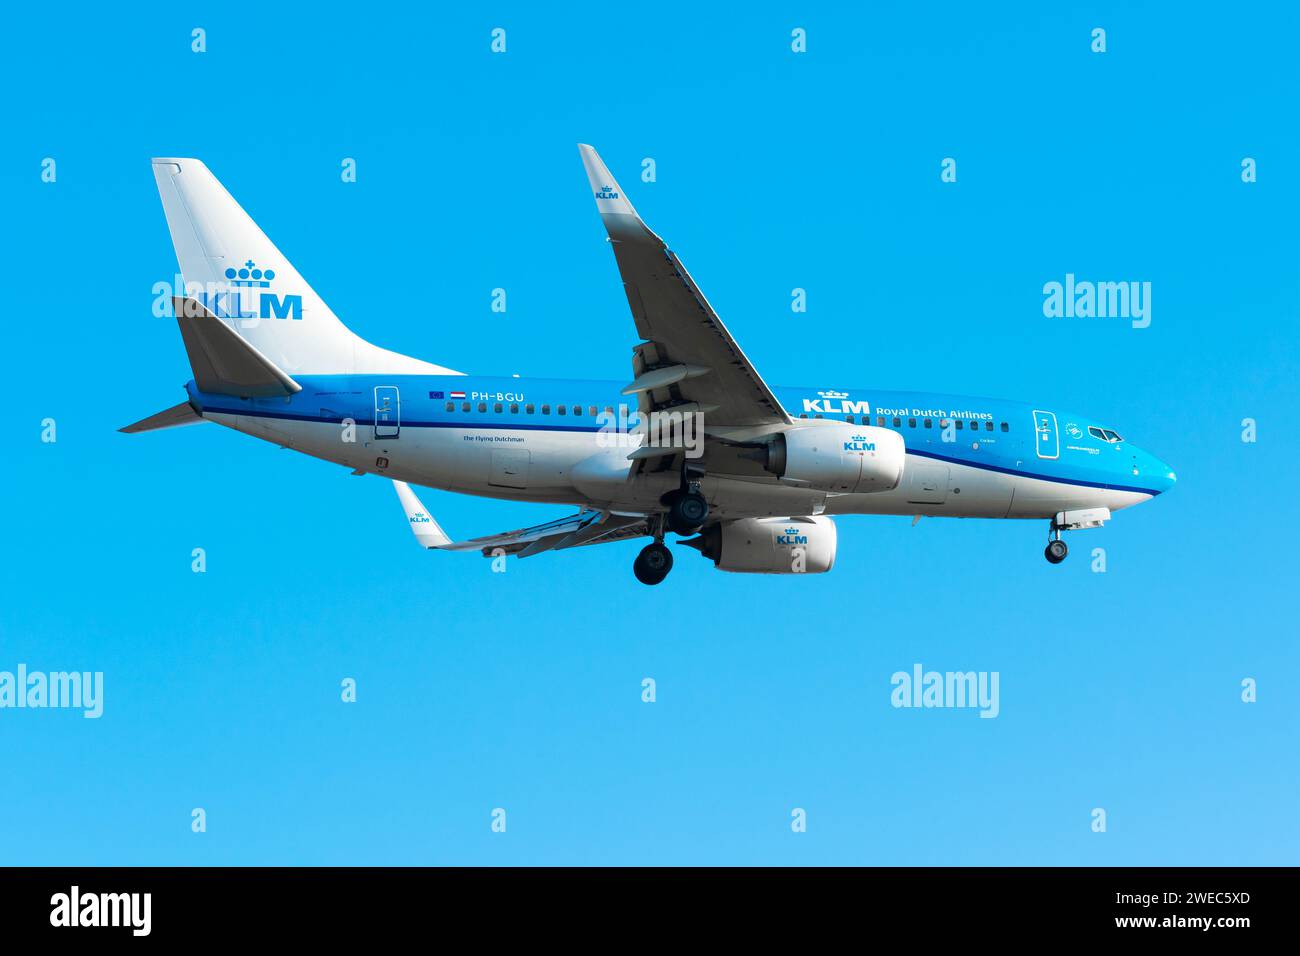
{"left": 665, "top": 489, "right": 709, "bottom": 535}
{"left": 634, "top": 540, "right": 674, "bottom": 586}
{"left": 633, "top": 463, "right": 710, "bottom": 585}
{"left": 663, "top": 460, "right": 709, "bottom": 536}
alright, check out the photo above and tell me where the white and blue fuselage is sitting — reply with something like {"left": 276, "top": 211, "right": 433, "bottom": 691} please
{"left": 189, "top": 374, "right": 1176, "bottom": 522}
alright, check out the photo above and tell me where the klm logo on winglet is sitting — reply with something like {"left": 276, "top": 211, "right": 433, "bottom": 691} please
{"left": 776, "top": 527, "right": 808, "bottom": 546}
{"left": 195, "top": 259, "right": 303, "bottom": 320}
{"left": 844, "top": 434, "right": 876, "bottom": 453}
{"left": 410, "top": 512, "right": 431, "bottom": 524}
{"left": 595, "top": 184, "right": 620, "bottom": 200}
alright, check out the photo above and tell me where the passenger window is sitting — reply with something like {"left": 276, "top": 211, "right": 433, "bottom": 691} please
{"left": 908, "top": 418, "right": 916, "bottom": 428}
{"left": 477, "top": 402, "right": 487, "bottom": 413}
{"left": 525, "top": 404, "right": 535, "bottom": 414}
{"left": 924, "top": 418, "right": 932, "bottom": 428}
{"left": 814, "top": 414, "right": 824, "bottom": 419}
{"left": 844, "top": 415, "right": 855, "bottom": 424}
{"left": 444, "top": 401, "right": 454, "bottom": 412}
{"left": 510, "top": 403, "right": 519, "bottom": 413}
{"left": 955, "top": 420, "right": 964, "bottom": 430}
{"left": 558, "top": 405, "right": 567, "bottom": 416}
{"left": 1000, "top": 422, "right": 1008, "bottom": 432}
{"left": 876, "top": 416, "right": 886, "bottom": 427}
{"left": 604, "top": 406, "right": 614, "bottom": 415}
{"left": 985, "top": 421, "right": 993, "bottom": 432}
{"left": 494, "top": 403, "right": 503, "bottom": 413}
{"left": 461, "top": 402, "right": 470, "bottom": 412}
{"left": 573, "top": 405, "right": 582, "bottom": 416}
{"left": 893, "top": 417, "right": 901, "bottom": 427}
{"left": 541, "top": 404, "right": 550, "bottom": 415}
{"left": 588, "top": 406, "right": 598, "bottom": 417}
{"left": 799, "top": 413, "right": 808, "bottom": 419}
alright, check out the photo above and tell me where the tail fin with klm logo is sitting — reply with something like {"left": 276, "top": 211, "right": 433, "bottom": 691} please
{"left": 150, "top": 158, "right": 460, "bottom": 377}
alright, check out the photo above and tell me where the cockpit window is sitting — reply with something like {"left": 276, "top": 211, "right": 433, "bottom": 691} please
{"left": 1088, "top": 426, "right": 1123, "bottom": 443}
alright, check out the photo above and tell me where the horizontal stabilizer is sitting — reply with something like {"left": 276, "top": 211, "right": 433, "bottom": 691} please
{"left": 174, "top": 296, "right": 301, "bottom": 398}
{"left": 119, "top": 400, "right": 205, "bottom": 434}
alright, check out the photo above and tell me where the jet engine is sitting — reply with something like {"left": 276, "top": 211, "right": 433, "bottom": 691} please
{"left": 685, "top": 516, "right": 837, "bottom": 574}
{"left": 759, "top": 423, "right": 904, "bottom": 494}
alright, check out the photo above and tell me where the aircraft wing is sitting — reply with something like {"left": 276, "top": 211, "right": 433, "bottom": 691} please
{"left": 578, "top": 145, "right": 792, "bottom": 429}
{"left": 393, "top": 481, "right": 647, "bottom": 558}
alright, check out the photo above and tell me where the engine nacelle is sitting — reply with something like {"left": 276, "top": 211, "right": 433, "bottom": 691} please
{"left": 762, "top": 423, "right": 905, "bottom": 494}
{"left": 690, "top": 516, "right": 837, "bottom": 574}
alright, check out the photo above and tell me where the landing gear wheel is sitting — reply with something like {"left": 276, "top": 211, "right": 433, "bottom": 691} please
{"left": 665, "top": 491, "right": 709, "bottom": 535}
{"left": 633, "top": 542, "right": 674, "bottom": 585}
{"left": 1044, "top": 539, "right": 1069, "bottom": 564}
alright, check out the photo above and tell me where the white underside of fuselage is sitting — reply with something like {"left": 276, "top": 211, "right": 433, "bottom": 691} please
{"left": 209, "top": 413, "right": 1150, "bottom": 522}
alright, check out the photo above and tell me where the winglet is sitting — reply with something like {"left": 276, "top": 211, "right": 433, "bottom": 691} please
{"left": 392, "top": 481, "right": 452, "bottom": 549}
{"left": 577, "top": 144, "right": 656, "bottom": 241}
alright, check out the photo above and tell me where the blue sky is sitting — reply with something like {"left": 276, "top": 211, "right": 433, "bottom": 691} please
{"left": 1, "top": 2, "right": 1296, "bottom": 864}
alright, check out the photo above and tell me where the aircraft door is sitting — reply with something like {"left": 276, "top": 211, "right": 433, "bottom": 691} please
{"left": 374, "top": 386, "right": 400, "bottom": 439}
{"left": 1032, "top": 409, "right": 1058, "bottom": 459}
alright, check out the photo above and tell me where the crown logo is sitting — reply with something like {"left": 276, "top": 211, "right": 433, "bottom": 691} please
{"left": 784, "top": 527, "right": 799, "bottom": 535}
{"left": 818, "top": 389, "right": 849, "bottom": 399}
{"left": 223, "top": 259, "right": 276, "bottom": 287}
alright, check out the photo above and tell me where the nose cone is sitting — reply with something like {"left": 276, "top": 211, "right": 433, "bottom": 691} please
{"left": 1133, "top": 449, "right": 1177, "bottom": 495}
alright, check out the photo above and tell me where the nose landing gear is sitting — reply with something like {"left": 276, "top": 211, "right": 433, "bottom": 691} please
{"left": 1042, "top": 508, "right": 1111, "bottom": 564}
{"left": 1044, "top": 520, "right": 1069, "bottom": 564}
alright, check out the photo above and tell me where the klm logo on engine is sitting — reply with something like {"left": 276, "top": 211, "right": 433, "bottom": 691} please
{"left": 194, "top": 260, "right": 302, "bottom": 320}
{"left": 844, "top": 434, "right": 876, "bottom": 453}
{"left": 803, "top": 389, "right": 870, "bottom": 415}
{"left": 776, "top": 527, "right": 808, "bottom": 546}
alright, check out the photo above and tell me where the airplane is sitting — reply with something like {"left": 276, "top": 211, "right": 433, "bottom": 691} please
{"left": 124, "top": 147, "right": 1176, "bottom": 585}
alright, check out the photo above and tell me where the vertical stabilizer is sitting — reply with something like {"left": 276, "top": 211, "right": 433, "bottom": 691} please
{"left": 151, "top": 158, "right": 460, "bottom": 376}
